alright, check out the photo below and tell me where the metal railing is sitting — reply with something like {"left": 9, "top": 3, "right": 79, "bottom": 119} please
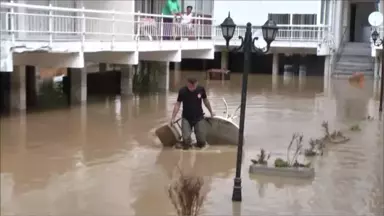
{"left": 0, "top": 1, "right": 214, "bottom": 45}
{"left": 0, "top": 2, "right": 330, "bottom": 48}
{"left": 214, "top": 24, "right": 330, "bottom": 43}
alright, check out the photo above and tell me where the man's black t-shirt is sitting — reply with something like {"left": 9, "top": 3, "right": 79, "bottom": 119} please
{"left": 177, "top": 85, "right": 207, "bottom": 122}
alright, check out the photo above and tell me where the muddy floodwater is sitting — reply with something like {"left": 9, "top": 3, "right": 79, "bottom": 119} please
{"left": 1, "top": 72, "right": 383, "bottom": 216}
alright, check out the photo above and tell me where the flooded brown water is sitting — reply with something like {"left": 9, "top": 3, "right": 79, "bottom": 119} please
{"left": 1, "top": 72, "right": 383, "bottom": 216}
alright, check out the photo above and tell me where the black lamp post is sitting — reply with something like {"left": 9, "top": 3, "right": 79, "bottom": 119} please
{"left": 371, "top": 29, "right": 384, "bottom": 113}
{"left": 220, "top": 12, "right": 278, "bottom": 202}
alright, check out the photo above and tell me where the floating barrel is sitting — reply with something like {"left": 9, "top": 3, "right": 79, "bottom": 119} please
{"left": 283, "top": 64, "right": 294, "bottom": 76}
{"left": 299, "top": 65, "right": 307, "bottom": 76}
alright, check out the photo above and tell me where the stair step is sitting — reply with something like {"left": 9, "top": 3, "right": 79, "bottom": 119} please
{"left": 342, "top": 50, "right": 371, "bottom": 56}
{"left": 345, "top": 42, "right": 371, "bottom": 48}
{"left": 335, "top": 67, "right": 373, "bottom": 72}
{"left": 338, "top": 56, "right": 374, "bottom": 63}
{"left": 337, "top": 61, "right": 373, "bottom": 66}
{"left": 333, "top": 69, "right": 374, "bottom": 74}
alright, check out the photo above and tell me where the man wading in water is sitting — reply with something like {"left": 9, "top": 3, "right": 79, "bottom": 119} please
{"left": 171, "top": 78, "right": 215, "bottom": 150}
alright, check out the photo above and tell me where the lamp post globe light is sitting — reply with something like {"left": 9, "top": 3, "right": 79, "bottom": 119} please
{"left": 220, "top": 12, "right": 278, "bottom": 202}
{"left": 371, "top": 29, "right": 384, "bottom": 113}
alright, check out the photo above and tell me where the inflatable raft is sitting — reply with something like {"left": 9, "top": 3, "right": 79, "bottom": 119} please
{"left": 155, "top": 98, "right": 240, "bottom": 147}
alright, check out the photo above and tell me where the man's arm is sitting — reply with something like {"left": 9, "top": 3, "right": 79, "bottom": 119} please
{"left": 171, "top": 102, "right": 181, "bottom": 121}
{"left": 201, "top": 88, "right": 214, "bottom": 116}
{"left": 203, "top": 98, "right": 214, "bottom": 116}
{"left": 172, "top": 89, "right": 183, "bottom": 122}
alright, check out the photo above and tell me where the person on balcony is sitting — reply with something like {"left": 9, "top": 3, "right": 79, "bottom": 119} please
{"left": 171, "top": 77, "right": 215, "bottom": 150}
{"left": 181, "top": 5, "right": 194, "bottom": 39}
{"left": 162, "top": 0, "right": 181, "bottom": 40}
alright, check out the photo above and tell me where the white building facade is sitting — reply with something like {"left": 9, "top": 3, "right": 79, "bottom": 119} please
{"left": 0, "top": 0, "right": 382, "bottom": 110}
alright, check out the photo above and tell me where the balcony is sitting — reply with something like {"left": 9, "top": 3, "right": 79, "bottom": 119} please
{"left": 0, "top": 2, "right": 215, "bottom": 50}
{"left": 0, "top": 1, "right": 217, "bottom": 71}
{"left": 214, "top": 24, "right": 331, "bottom": 50}
{"left": 0, "top": 2, "right": 332, "bottom": 72}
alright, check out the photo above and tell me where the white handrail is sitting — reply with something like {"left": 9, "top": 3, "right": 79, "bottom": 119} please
{"left": 0, "top": 2, "right": 213, "bottom": 21}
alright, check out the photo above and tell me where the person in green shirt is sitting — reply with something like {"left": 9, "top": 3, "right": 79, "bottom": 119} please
{"left": 162, "top": 0, "right": 181, "bottom": 40}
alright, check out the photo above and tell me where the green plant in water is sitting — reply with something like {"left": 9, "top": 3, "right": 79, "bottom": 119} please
{"left": 274, "top": 133, "right": 311, "bottom": 168}
{"left": 321, "top": 121, "right": 349, "bottom": 143}
{"left": 251, "top": 149, "right": 270, "bottom": 165}
{"left": 274, "top": 158, "right": 290, "bottom": 167}
{"left": 349, "top": 124, "right": 361, "bottom": 131}
{"left": 304, "top": 139, "right": 318, "bottom": 157}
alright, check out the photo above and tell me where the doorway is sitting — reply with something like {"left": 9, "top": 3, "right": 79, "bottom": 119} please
{"left": 349, "top": 3, "right": 356, "bottom": 42}
{"left": 349, "top": 2, "right": 376, "bottom": 43}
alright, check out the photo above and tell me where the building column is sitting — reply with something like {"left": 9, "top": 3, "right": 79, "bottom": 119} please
{"left": 323, "top": 56, "right": 331, "bottom": 95}
{"left": 272, "top": 53, "right": 279, "bottom": 76}
{"left": 157, "top": 62, "right": 170, "bottom": 90}
{"left": 68, "top": 68, "right": 87, "bottom": 105}
{"left": 10, "top": 66, "right": 26, "bottom": 111}
{"left": 221, "top": 51, "right": 228, "bottom": 69}
{"left": 120, "top": 65, "right": 133, "bottom": 96}
{"left": 334, "top": 0, "right": 344, "bottom": 50}
{"left": 324, "top": 56, "right": 331, "bottom": 77}
{"left": 173, "top": 62, "right": 181, "bottom": 86}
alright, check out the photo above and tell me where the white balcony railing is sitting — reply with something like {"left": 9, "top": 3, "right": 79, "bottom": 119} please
{"left": 0, "top": 2, "right": 214, "bottom": 45}
{"left": 0, "top": 2, "right": 330, "bottom": 49}
{"left": 214, "top": 24, "right": 330, "bottom": 43}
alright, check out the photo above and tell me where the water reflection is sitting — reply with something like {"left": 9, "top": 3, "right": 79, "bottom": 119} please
{"left": 0, "top": 73, "right": 383, "bottom": 215}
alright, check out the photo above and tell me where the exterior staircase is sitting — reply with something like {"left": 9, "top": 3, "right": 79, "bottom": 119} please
{"left": 333, "top": 42, "right": 374, "bottom": 77}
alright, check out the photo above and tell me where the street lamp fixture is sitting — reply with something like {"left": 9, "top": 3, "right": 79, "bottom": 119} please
{"left": 371, "top": 29, "right": 384, "bottom": 113}
{"left": 220, "top": 12, "right": 278, "bottom": 202}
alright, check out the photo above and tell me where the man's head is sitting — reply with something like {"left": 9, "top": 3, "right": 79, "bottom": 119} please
{"left": 186, "top": 6, "right": 193, "bottom": 14}
{"left": 186, "top": 77, "right": 198, "bottom": 91}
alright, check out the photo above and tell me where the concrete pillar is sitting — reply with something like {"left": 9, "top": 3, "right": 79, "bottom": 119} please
{"left": 120, "top": 65, "right": 133, "bottom": 96}
{"left": 324, "top": 56, "right": 331, "bottom": 77}
{"left": 334, "top": 0, "right": 344, "bottom": 50}
{"left": 157, "top": 62, "right": 170, "bottom": 90}
{"left": 272, "top": 74, "right": 279, "bottom": 92}
{"left": 10, "top": 66, "right": 26, "bottom": 111}
{"left": 68, "top": 68, "right": 87, "bottom": 105}
{"left": 173, "top": 62, "right": 181, "bottom": 87}
{"left": 221, "top": 51, "right": 228, "bottom": 69}
{"left": 272, "top": 53, "right": 279, "bottom": 76}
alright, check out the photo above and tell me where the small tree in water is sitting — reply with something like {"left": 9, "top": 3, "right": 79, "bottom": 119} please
{"left": 168, "top": 168, "right": 206, "bottom": 216}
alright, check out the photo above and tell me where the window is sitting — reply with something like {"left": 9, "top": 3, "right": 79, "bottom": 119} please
{"left": 268, "top": 13, "right": 290, "bottom": 25}
{"left": 183, "top": 0, "right": 213, "bottom": 16}
{"left": 292, "top": 14, "right": 317, "bottom": 25}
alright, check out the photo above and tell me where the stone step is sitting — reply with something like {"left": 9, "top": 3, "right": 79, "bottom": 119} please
{"left": 333, "top": 69, "right": 374, "bottom": 75}
{"left": 342, "top": 49, "right": 371, "bottom": 56}
{"left": 338, "top": 56, "right": 374, "bottom": 64}
{"left": 336, "top": 61, "right": 373, "bottom": 66}
{"left": 335, "top": 66, "right": 373, "bottom": 72}
{"left": 335, "top": 62, "right": 373, "bottom": 70}
{"left": 344, "top": 42, "right": 371, "bottom": 48}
